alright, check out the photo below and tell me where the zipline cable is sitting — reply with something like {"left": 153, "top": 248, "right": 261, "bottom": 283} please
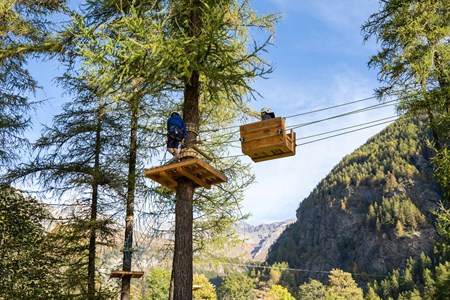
{"left": 225, "top": 263, "right": 390, "bottom": 278}
{"left": 297, "top": 119, "right": 398, "bottom": 146}
{"left": 284, "top": 95, "right": 378, "bottom": 119}
{"left": 298, "top": 115, "right": 399, "bottom": 141}
{"left": 200, "top": 95, "right": 402, "bottom": 134}
{"left": 218, "top": 115, "right": 399, "bottom": 159}
{"left": 286, "top": 100, "right": 398, "bottom": 130}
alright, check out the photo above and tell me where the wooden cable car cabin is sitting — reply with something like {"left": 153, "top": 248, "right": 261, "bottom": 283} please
{"left": 239, "top": 117, "right": 296, "bottom": 162}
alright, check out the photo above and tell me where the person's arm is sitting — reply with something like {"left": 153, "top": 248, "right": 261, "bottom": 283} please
{"left": 182, "top": 123, "right": 187, "bottom": 140}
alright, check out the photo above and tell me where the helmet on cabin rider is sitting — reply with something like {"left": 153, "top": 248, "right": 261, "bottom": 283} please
{"left": 171, "top": 111, "right": 179, "bottom": 117}
{"left": 261, "top": 107, "right": 272, "bottom": 114}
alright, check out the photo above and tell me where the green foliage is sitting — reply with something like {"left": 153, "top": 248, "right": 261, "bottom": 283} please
{"left": 362, "top": 0, "right": 450, "bottom": 198}
{"left": 361, "top": 2, "right": 450, "bottom": 299}
{"left": 365, "top": 252, "right": 450, "bottom": 300}
{"left": 433, "top": 203, "right": 450, "bottom": 261}
{"left": 0, "top": 186, "right": 65, "bottom": 299}
{"left": 362, "top": 0, "right": 450, "bottom": 103}
{"left": 251, "top": 262, "right": 297, "bottom": 295}
{"left": 432, "top": 148, "right": 450, "bottom": 200}
{"left": 0, "top": 0, "right": 67, "bottom": 168}
{"left": 266, "top": 284, "right": 295, "bottom": 300}
{"left": 327, "top": 269, "right": 364, "bottom": 300}
{"left": 133, "top": 267, "right": 171, "bottom": 300}
{"left": 218, "top": 271, "right": 255, "bottom": 300}
{"left": 367, "top": 194, "right": 427, "bottom": 235}
{"left": 193, "top": 273, "right": 217, "bottom": 300}
{"left": 433, "top": 262, "right": 450, "bottom": 300}
{"left": 298, "top": 279, "right": 328, "bottom": 300}
{"left": 365, "top": 286, "right": 381, "bottom": 300}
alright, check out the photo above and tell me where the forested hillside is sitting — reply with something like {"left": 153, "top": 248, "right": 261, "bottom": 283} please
{"left": 267, "top": 116, "right": 441, "bottom": 283}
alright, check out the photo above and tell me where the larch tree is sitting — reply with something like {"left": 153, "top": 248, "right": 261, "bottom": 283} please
{"left": 162, "top": 1, "right": 277, "bottom": 298}
{"left": 62, "top": 0, "right": 277, "bottom": 299}
{"left": 362, "top": 0, "right": 450, "bottom": 195}
{"left": 0, "top": 0, "right": 67, "bottom": 170}
{"left": 6, "top": 76, "right": 128, "bottom": 299}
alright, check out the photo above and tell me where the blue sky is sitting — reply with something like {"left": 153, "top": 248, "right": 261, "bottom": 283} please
{"left": 239, "top": 0, "right": 397, "bottom": 225}
{"left": 26, "top": 0, "right": 395, "bottom": 225}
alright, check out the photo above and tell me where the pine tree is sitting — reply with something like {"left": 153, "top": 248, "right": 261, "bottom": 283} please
{"left": 365, "top": 286, "right": 381, "bottom": 300}
{"left": 422, "top": 268, "right": 435, "bottom": 300}
{"left": 395, "top": 220, "right": 405, "bottom": 237}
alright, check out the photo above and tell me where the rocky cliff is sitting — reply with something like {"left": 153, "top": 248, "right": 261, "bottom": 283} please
{"left": 234, "top": 219, "right": 296, "bottom": 261}
{"left": 267, "top": 117, "right": 442, "bottom": 284}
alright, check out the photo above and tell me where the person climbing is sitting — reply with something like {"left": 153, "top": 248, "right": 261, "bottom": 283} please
{"left": 261, "top": 107, "right": 275, "bottom": 120}
{"left": 167, "top": 111, "right": 186, "bottom": 157}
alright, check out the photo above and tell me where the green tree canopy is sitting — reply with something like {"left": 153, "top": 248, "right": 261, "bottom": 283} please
{"left": 0, "top": 185, "right": 66, "bottom": 299}
{"left": 218, "top": 271, "right": 255, "bottom": 300}
{"left": 327, "top": 269, "right": 364, "bottom": 300}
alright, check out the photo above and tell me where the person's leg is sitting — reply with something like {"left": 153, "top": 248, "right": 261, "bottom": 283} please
{"left": 167, "top": 137, "right": 180, "bottom": 157}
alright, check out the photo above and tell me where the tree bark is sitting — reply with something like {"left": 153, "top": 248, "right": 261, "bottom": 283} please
{"left": 121, "top": 98, "right": 139, "bottom": 300}
{"left": 171, "top": 1, "right": 202, "bottom": 299}
{"left": 88, "top": 101, "right": 103, "bottom": 299}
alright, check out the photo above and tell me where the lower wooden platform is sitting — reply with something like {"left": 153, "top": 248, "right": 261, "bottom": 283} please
{"left": 110, "top": 270, "right": 144, "bottom": 278}
{"left": 144, "top": 157, "right": 227, "bottom": 191}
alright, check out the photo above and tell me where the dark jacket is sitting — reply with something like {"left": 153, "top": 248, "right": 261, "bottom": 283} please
{"left": 167, "top": 114, "right": 187, "bottom": 139}
{"left": 262, "top": 112, "right": 275, "bottom": 120}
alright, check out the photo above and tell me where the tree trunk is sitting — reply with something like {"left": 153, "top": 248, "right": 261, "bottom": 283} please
{"left": 172, "top": 178, "right": 195, "bottom": 300}
{"left": 88, "top": 101, "right": 103, "bottom": 299}
{"left": 171, "top": 1, "right": 202, "bottom": 299}
{"left": 121, "top": 99, "right": 139, "bottom": 300}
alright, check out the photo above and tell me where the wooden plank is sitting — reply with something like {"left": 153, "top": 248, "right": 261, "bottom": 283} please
{"left": 240, "top": 117, "right": 284, "bottom": 134}
{"left": 177, "top": 167, "right": 211, "bottom": 189}
{"left": 246, "top": 142, "right": 291, "bottom": 153}
{"left": 144, "top": 159, "right": 202, "bottom": 177}
{"left": 144, "top": 158, "right": 227, "bottom": 190}
{"left": 110, "top": 270, "right": 144, "bottom": 278}
{"left": 241, "top": 129, "right": 282, "bottom": 143}
{"left": 242, "top": 134, "right": 285, "bottom": 149}
{"left": 252, "top": 151, "right": 296, "bottom": 162}
{"left": 194, "top": 158, "right": 228, "bottom": 183}
{"left": 158, "top": 170, "right": 178, "bottom": 185}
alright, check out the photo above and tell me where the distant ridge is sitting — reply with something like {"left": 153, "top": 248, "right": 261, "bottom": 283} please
{"left": 234, "top": 219, "right": 296, "bottom": 261}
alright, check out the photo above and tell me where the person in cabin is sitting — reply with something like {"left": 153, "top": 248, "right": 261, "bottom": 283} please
{"left": 260, "top": 107, "right": 275, "bottom": 120}
{"left": 167, "top": 111, "right": 186, "bottom": 157}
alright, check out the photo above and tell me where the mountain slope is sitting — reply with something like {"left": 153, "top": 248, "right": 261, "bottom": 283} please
{"left": 267, "top": 117, "right": 442, "bottom": 284}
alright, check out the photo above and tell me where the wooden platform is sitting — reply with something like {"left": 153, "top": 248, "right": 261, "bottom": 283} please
{"left": 144, "top": 157, "right": 227, "bottom": 191}
{"left": 240, "top": 117, "right": 296, "bottom": 162}
{"left": 110, "top": 270, "right": 144, "bottom": 278}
